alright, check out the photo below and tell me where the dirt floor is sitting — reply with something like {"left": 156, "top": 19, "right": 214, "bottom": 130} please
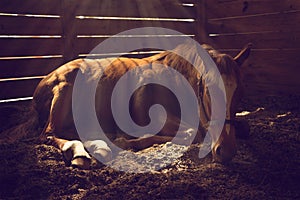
{"left": 0, "top": 95, "right": 299, "bottom": 199}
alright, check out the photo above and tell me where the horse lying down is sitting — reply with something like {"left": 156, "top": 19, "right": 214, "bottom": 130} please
{"left": 2, "top": 43, "right": 251, "bottom": 169}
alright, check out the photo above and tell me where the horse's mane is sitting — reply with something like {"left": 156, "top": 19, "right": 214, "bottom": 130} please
{"left": 201, "top": 44, "right": 240, "bottom": 80}
{"left": 150, "top": 42, "right": 240, "bottom": 85}
{"left": 150, "top": 43, "right": 205, "bottom": 84}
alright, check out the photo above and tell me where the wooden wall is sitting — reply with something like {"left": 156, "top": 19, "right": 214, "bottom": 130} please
{"left": 0, "top": 0, "right": 197, "bottom": 102}
{"left": 204, "top": 0, "right": 300, "bottom": 96}
{"left": 0, "top": 0, "right": 299, "bottom": 103}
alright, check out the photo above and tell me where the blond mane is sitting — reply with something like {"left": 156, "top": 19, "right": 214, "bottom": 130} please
{"left": 148, "top": 42, "right": 240, "bottom": 88}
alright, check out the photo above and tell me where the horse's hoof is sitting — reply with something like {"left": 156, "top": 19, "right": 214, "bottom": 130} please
{"left": 62, "top": 140, "right": 91, "bottom": 168}
{"left": 84, "top": 140, "right": 113, "bottom": 163}
{"left": 71, "top": 156, "right": 91, "bottom": 170}
{"left": 94, "top": 148, "right": 113, "bottom": 163}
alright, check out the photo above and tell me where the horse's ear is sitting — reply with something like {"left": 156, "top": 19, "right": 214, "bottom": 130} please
{"left": 234, "top": 43, "right": 252, "bottom": 66}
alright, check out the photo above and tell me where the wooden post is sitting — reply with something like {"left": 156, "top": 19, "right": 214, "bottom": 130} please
{"left": 195, "top": 0, "right": 217, "bottom": 47}
{"left": 61, "top": 0, "right": 78, "bottom": 63}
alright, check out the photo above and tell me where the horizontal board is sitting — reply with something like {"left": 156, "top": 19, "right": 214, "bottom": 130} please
{"left": 206, "top": 0, "right": 300, "bottom": 19}
{"left": 0, "top": 98, "right": 32, "bottom": 106}
{"left": 0, "top": 57, "right": 64, "bottom": 79}
{"left": 0, "top": 38, "right": 64, "bottom": 57}
{"left": 237, "top": 50, "right": 300, "bottom": 96}
{"left": 74, "top": 36, "right": 195, "bottom": 55}
{"left": 0, "top": 0, "right": 62, "bottom": 15}
{"left": 75, "top": 19, "right": 196, "bottom": 35}
{"left": 244, "top": 82, "right": 300, "bottom": 96}
{"left": 207, "top": 11, "right": 300, "bottom": 34}
{"left": 209, "top": 31, "right": 300, "bottom": 49}
{"left": 221, "top": 49, "right": 300, "bottom": 67}
{"left": 242, "top": 63, "right": 300, "bottom": 87}
{"left": 0, "top": 16, "right": 62, "bottom": 35}
{"left": 70, "top": 0, "right": 196, "bottom": 18}
{"left": 0, "top": 79, "right": 41, "bottom": 100}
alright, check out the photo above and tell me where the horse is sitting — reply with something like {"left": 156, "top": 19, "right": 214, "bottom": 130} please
{"left": 0, "top": 42, "right": 251, "bottom": 169}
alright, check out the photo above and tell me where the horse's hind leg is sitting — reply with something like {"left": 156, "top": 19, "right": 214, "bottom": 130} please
{"left": 40, "top": 82, "right": 75, "bottom": 140}
{"left": 46, "top": 136, "right": 92, "bottom": 169}
{"left": 40, "top": 83, "right": 93, "bottom": 169}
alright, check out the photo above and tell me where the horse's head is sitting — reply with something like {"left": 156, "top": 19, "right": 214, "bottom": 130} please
{"left": 158, "top": 42, "right": 251, "bottom": 162}
{"left": 201, "top": 44, "right": 251, "bottom": 163}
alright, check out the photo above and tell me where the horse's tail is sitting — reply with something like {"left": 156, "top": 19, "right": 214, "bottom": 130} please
{"left": 0, "top": 102, "right": 39, "bottom": 143}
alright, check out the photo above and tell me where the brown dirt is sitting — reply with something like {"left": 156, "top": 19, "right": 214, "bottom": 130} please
{"left": 0, "top": 95, "right": 299, "bottom": 199}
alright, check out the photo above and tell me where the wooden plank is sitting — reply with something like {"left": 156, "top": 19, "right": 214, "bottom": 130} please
{"left": 244, "top": 82, "right": 300, "bottom": 96}
{"left": 0, "top": 38, "right": 64, "bottom": 57}
{"left": 236, "top": 50, "right": 300, "bottom": 96}
{"left": 243, "top": 78, "right": 300, "bottom": 96}
{"left": 0, "top": 16, "right": 62, "bottom": 35}
{"left": 207, "top": 11, "right": 300, "bottom": 34}
{"left": 0, "top": 79, "right": 41, "bottom": 100}
{"left": 75, "top": 38, "right": 113, "bottom": 55}
{"left": 206, "top": 0, "right": 300, "bottom": 19}
{"left": 194, "top": 0, "right": 213, "bottom": 45}
{"left": 242, "top": 63, "right": 300, "bottom": 89}
{"left": 72, "top": 0, "right": 196, "bottom": 18}
{"left": 209, "top": 31, "right": 300, "bottom": 49}
{"left": 0, "top": 58, "right": 64, "bottom": 79}
{"left": 0, "top": 99, "right": 32, "bottom": 107}
{"left": 219, "top": 48, "right": 300, "bottom": 96}
{"left": 0, "top": 0, "right": 62, "bottom": 15}
{"left": 74, "top": 36, "right": 195, "bottom": 55}
{"left": 75, "top": 19, "right": 196, "bottom": 35}
{"left": 221, "top": 49, "right": 300, "bottom": 67}
{"left": 62, "top": 0, "right": 78, "bottom": 63}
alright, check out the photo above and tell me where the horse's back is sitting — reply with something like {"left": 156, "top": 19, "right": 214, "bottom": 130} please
{"left": 32, "top": 57, "right": 152, "bottom": 139}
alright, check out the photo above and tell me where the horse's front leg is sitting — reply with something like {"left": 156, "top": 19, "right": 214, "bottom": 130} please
{"left": 113, "top": 129, "right": 198, "bottom": 151}
{"left": 114, "top": 135, "right": 175, "bottom": 151}
{"left": 46, "top": 136, "right": 92, "bottom": 169}
{"left": 83, "top": 140, "right": 112, "bottom": 163}
{"left": 159, "top": 115, "right": 205, "bottom": 145}
{"left": 113, "top": 116, "right": 204, "bottom": 150}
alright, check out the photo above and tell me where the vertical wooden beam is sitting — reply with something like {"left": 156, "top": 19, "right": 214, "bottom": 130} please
{"left": 195, "top": 0, "right": 207, "bottom": 43}
{"left": 195, "top": 0, "right": 217, "bottom": 47}
{"left": 61, "top": 0, "right": 78, "bottom": 63}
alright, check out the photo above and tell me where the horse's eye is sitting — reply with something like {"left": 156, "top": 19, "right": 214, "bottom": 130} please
{"left": 227, "top": 83, "right": 233, "bottom": 87}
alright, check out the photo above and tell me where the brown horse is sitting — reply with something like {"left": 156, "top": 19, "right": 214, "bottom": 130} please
{"left": 1, "top": 43, "right": 251, "bottom": 169}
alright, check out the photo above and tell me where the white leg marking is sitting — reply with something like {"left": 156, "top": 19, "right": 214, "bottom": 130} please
{"left": 61, "top": 140, "right": 91, "bottom": 166}
{"left": 84, "top": 140, "right": 112, "bottom": 163}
